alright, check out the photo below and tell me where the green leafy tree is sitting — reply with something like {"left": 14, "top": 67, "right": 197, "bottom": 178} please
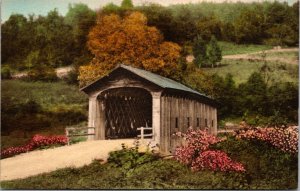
{"left": 264, "top": 1, "right": 298, "bottom": 46}
{"left": 207, "top": 36, "right": 222, "bottom": 67}
{"left": 192, "top": 35, "right": 207, "bottom": 68}
{"left": 196, "top": 15, "right": 222, "bottom": 41}
{"left": 238, "top": 72, "right": 268, "bottom": 115}
{"left": 65, "top": 4, "right": 96, "bottom": 50}
{"left": 1, "top": 14, "right": 31, "bottom": 67}
{"left": 33, "top": 9, "right": 73, "bottom": 68}
{"left": 65, "top": 3, "right": 96, "bottom": 70}
{"left": 233, "top": 6, "right": 266, "bottom": 44}
{"left": 137, "top": 4, "right": 174, "bottom": 42}
{"left": 101, "top": 3, "right": 121, "bottom": 14}
{"left": 121, "top": 0, "right": 134, "bottom": 9}
{"left": 170, "top": 6, "right": 198, "bottom": 43}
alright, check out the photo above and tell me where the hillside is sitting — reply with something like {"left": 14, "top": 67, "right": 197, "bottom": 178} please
{"left": 1, "top": 80, "right": 88, "bottom": 149}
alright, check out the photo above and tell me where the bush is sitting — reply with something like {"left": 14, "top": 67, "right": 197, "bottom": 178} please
{"left": 1, "top": 134, "right": 67, "bottom": 158}
{"left": 63, "top": 68, "right": 79, "bottom": 85}
{"left": 234, "top": 126, "right": 298, "bottom": 154}
{"left": 174, "top": 128, "right": 245, "bottom": 172}
{"left": 108, "top": 142, "right": 159, "bottom": 174}
{"left": 47, "top": 104, "right": 87, "bottom": 125}
{"left": 27, "top": 66, "right": 58, "bottom": 82}
{"left": 213, "top": 136, "right": 298, "bottom": 189}
{"left": 1, "top": 66, "right": 12, "bottom": 79}
{"left": 191, "top": 150, "right": 245, "bottom": 172}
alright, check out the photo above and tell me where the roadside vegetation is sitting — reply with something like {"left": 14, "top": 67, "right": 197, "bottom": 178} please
{"left": 1, "top": 127, "right": 297, "bottom": 189}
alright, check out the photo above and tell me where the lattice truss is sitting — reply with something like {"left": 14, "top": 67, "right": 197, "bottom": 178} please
{"left": 100, "top": 88, "right": 152, "bottom": 139}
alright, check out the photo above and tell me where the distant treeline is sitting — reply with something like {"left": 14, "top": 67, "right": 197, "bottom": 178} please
{"left": 137, "top": 1, "right": 299, "bottom": 45}
{"left": 1, "top": 1, "right": 299, "bottom": 70}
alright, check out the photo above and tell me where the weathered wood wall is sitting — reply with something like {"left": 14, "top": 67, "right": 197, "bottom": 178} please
{"left": 160, "top": 94, "right": 217, "bottom": 153}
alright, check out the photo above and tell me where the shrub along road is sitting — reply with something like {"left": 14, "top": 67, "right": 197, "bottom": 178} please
{"left": 0, "top": 139, "right": 140, "bottom": 181}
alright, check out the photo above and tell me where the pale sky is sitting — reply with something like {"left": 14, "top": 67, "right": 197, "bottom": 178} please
{"left": 1, "top": 0, "right": 297, "bottom": 22}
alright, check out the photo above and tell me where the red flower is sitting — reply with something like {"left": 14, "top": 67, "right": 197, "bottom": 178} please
{"left": 1, "top": 134, "right": 68, "bottom": 159}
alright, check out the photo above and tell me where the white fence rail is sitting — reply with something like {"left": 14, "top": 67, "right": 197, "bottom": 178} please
{"left": 137, "top": 127, "right": 152, "bottom": 140}
{"left": 65, "top": 127, "right": 95, "bottom": 145}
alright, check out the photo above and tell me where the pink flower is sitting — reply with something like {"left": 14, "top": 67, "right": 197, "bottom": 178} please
{"left": 175, "top": 129, "right": 245, "bottom": 172}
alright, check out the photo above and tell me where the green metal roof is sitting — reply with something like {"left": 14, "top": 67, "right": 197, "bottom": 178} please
{"left": 81, "top": 64, "right": 211, "bottom": 100}
{"left": 119, "top": 64, "right": 208, "bottom": 97}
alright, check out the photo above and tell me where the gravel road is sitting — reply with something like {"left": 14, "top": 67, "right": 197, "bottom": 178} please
{"left": 0, "top": 139, "right": 139, "bottom": 181}
{"left": 186, "top": 48, "right": 299, "bottom": 65}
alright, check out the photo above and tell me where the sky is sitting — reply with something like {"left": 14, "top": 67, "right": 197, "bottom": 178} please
{"left": 1, "top": 0, "right": 298, "bottom": 22}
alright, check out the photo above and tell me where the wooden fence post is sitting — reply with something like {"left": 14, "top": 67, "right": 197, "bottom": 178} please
{"left": 141, "top": 126, "right": 144, "bottom": 141}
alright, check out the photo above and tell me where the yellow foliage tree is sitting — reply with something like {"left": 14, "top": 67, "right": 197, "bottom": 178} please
{"left": 79, "top": 12, "right": 182, "bottom": 86}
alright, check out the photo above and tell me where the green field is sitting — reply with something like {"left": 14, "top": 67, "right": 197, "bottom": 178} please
{"left": 219, "top": 41, "right": 272, "bottom": 55}
{"left": 1, "top": 80, "right": 88, "bottom": 149}
{"left": 1, "top": 80, "right": 87, "bottom": 109}
{"left": 203, "top": 59, "right": 299, "bottom": 85}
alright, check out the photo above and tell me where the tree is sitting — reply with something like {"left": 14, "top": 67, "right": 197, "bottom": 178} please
{"left": 264, "top": 1, "right": 298, "bottom": 46}
{"left": 33, "top": 9, "right": 74, "bottom": 68}
{"left": 233, "top": 6, "right": 266, "bottom": 44}
{"left": 65, "top": 3, "right": 96, "bottom": 53}
{"left": 170, "top": 7, "right": 198, "bottom": 43}
{"left": 65, "top": 3, "right": 96, "bottom": 71}
{"left": 196, "top": 15, "right": 222, "bottom": 41}
{"left": 137, "top": 4, "right": 174, "bottom": 42}
{"left": 1, "top": 14, "right": 30, "bottom": 66}
{"left": 121, "top": 0, "right": 134, "bottom": 9}
{"left": 192, "top": 35, "right": 207, "bottom": 68}
{"left": 79, "top": 12, "right": 182, "bottom": 86}
{"left": 101, "top": 3, "right": 121, "bottom": 15}
{"left": 207, "top": 36, "right": 222, "bottom": 67}
{"left": 238, "top": 72, "right": 268, "bottom": 115}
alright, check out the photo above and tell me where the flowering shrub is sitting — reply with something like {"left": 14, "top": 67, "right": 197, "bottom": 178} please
{"left": 234, "top": 126, "right": 298, "bottom": 154}
{"left": 30, "top": 134, "right": 68, "bottom": 148}
{"left": 1, "top": 134, "right": 68, "bottom": 159}
{"left": 191, "top": 150, "right": 245, "bottom": 172}
{"left": 174, "top": 129, "right": 223, "bottom": 165}
{"left": 174, "top": 128, "right": 245, "bottom": 172}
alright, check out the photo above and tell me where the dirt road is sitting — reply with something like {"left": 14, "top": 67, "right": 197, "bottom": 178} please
{"left": 12, "top": 66, "right": 73, "bottom": 79}
{"left": 223, "top": 48, "right": 299, "bottom": 65}
{"left": 186, "top": 48, "right": 299, "bottom": 65}
{"left": 0, "top": 139, "right": 146, "bottom": 181}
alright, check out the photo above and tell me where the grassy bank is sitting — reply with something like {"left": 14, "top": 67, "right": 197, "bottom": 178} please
{"left": 1, "top": 80, "right": 88, "bottom": 149}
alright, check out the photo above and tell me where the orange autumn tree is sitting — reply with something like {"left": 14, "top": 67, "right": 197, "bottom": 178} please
{"left": 79, "top": 12, "right": 182, "bottom": 86}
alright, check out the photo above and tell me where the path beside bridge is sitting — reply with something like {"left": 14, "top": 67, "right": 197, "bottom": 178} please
{"left": 1, "top": 139, "right": 140, "bottom": 181}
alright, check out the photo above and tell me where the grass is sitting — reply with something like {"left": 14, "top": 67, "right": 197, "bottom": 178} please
{"left": 1, "top": 80, "right": 88, "bottom": 149}
{"left": 203, "top": 59, "right": 299, "bottom": 85}
{"left": 1, "top": 80, "right": 87, "bottom": 109}
{"left": 219, "top": 41, "right": 272, "bottom": 55}
{"left": 1, "top": 137, "right": 297, "bottom": 189}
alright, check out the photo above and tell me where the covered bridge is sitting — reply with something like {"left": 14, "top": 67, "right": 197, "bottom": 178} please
{"left": 81, "top": 64, "right": 217, "bottom": 153}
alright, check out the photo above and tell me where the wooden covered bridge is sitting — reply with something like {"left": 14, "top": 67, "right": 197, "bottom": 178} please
{"left": 80, "top": 64, "right": 217, "bottom": 153}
